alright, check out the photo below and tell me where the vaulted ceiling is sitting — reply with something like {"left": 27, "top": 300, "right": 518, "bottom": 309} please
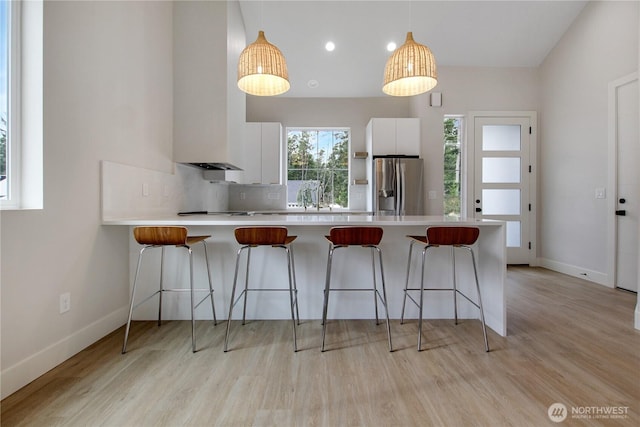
{"left": 238, "top": 0, "right": 588, "bottom": 97}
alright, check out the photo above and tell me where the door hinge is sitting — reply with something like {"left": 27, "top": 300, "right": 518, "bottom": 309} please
{"left": 529, "top": 165, "right": 532, "bottom": 173}
{"left": 529, "top": 126, "right": 532, "bottom": 134}
{"left": 528, "top": 242, "right": 532, "bottom": 250}
{"left": 528, "top": 203, "right": 531, "bottom": 211}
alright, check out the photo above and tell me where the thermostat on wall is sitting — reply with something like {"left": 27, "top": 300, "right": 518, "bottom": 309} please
{"left": 430, "top": 92, "right": 442, "bottom": 107}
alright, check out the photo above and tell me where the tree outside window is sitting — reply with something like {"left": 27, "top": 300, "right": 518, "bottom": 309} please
{"left": 444, "top": 117, "right": 462, "bottom": 218}
{"left": 287, "top": 129, "right": 349, "bottom": 209}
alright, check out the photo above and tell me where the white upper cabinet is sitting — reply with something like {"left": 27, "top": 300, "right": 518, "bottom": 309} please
{"left": 172, "top": 1, "right": 245, "bottom": 167}
{"left": 242, "top": 123, "right": 282, "bottom": 184}
{"left": 366, "top": 118, "right": 420, "bottom": 156}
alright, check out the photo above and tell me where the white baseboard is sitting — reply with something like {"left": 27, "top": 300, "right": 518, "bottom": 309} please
{"left": 635, "top": 303, "right": 640, "bottom": 330}
{"left": 539, "top": 258, "right": 612, "bottom": 288}
{"left": 0, "top": 307, "right": 127, "bottom": 399}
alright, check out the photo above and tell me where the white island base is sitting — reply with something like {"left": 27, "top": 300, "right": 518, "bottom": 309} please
{"left": 109, "top": 215, "right": 507, "bottom": 337}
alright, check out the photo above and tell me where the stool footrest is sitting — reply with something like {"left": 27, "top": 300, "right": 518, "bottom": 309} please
{"left": 403, "top": 287, "right": 481, "bottom": 309}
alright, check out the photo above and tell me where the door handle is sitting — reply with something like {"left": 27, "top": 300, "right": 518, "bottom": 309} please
{"left": 616, "top": 210, "right": 626, "bottom": 216}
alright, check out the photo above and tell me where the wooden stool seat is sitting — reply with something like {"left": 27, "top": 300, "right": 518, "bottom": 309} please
{"left": 225, "top": 227, "right": 300, "bottom": 352}
{"left": 324, "top": 226, "right": 384, "bottom": 246}
{"left": 402, "top": 226, "right": 489, "bottom": 352}
{"left": 123, "top": 226, "right": 217, "bottom": 354}
{"left": 234, "top": 226, "right": 296, "bottom": 246}
{"left": 322, "top": 226, "right": 392, "bottom": 352}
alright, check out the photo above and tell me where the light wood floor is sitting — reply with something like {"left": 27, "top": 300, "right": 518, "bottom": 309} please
{"left": 2, "top": 267, "right": 639, "bottom": 426}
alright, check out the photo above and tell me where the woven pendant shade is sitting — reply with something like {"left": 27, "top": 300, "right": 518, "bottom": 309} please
{"left": 383, "top": 32, "right": 437, "bottom": 96}
{"left": 238, "top": 30, "right": 290, "bottom": 96}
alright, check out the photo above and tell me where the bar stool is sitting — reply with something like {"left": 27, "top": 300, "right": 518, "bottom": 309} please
{"left": 322, "top": 226, "right": 392, "bottom": 352}
{"left": 224, "top": 227, "right": 299, "bottom": 352}
{"left": 122, "top": 226, "right": 217, "bottom": 354}
{"left": 401, "top": 226, "right": 489, "bottom": 352}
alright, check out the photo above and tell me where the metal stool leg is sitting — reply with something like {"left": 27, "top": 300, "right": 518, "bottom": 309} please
{"left": 285, "top": 246, "right": 298, "bottom": 352}
{"left": 417, "top": 246, "right": 429, "bottom": 351}
{"left": 401, "top": 240, "right": 416, "bottom": 324}
{"left": 158, "top": 247, "right": 165, "bottom": 326}
{"left": 201, "top": 241, "right": 217, "bottom": 325}
{"left": 468, "top": 248, "right": 490, "bottom": 352}
{"left": 371, "top": 247, "right": 380, "bottom": 325}
{"left": 289, "top": 246, "right": 300, "bottom": 325}
{"left": 122, "top": 246, "right": 147, "bottom": 354}
{"left": 321, "top": 245, "right": 335, "bottom": 352}
{"left": 452, "top": 247, "right": 459, "bottom": 325}
{"left": 224, "top": 246, "right": 245, "bottom": 352}
{"left": 375, "top": 246, "right": 393, "bottom": 352}
{"left": 241, "top": 247, "right": 251, "bottom": 325}
{"left": 188, "top": 246, "right": 196, "bottom": 352}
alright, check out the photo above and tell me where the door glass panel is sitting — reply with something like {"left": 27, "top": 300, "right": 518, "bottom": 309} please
{"left": 482, "top": 189, "right": 520, "bottom": 215}
{"left": 506, "top": 221, "right": 521, "bottom": 247}
{"left": 482, "top": 125, "right": 521, "bottom": 151}
{"left": 482, "top": 157, "right": 521, "bottom": 183}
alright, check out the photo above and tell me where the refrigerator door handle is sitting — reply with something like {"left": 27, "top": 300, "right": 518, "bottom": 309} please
{"left": 394, "top": 160, "right": 400, "bottom": 214}
{"left": 397, "top": 160, "right": 405, "bottom": 215}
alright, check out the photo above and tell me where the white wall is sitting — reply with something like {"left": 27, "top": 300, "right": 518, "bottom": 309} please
{"left": 409, "top": 66, "right": 540, "bottom": 215}
{"left": 2, "top": 0, "right": 638, "bottom": 399}
{"left": 247, "top": 97, "right": 411, "bottom": 209}
{"left": 0, "top": 1, "right": 174, "bottom": 398}
{"left": 637, "top": 0, "right": 640, "bottom": 331}
{"left": 539, "top": 1, "right": 638, "bottom": 283}
{"left": 247, "top": 97, "right": 411, "bottom": 151}
{"left": 248, "top": 69, "right": 539, "bottom": 215}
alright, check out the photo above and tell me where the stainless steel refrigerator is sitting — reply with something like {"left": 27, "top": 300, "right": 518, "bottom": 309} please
{"left": 373, "top": 156, "right": 424, "bottom": 215}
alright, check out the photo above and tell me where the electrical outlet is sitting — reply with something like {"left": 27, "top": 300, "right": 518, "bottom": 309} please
{"left": 240, "top": 192, "right": 246, "bottom": 200}
{"left": 59, "top": 293, "right": 71, "bottom": 314}
{"left": 428, "top": 190, "right": 437, "bottom": 200}
{"left": 595, "top": 188, "right": 606, "bottom": 199}
{"left": 142, "top": 183, "right": 150, "bottom": 197}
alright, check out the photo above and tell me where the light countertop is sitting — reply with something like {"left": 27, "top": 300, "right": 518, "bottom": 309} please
{"left": 103, "top": 214, "right": 504, "bottom": 227}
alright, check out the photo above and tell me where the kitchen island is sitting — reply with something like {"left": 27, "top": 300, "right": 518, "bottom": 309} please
{"left": 104, "top": 214, "right": 507, "bottom": 336}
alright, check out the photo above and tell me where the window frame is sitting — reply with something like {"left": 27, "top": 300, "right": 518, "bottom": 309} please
{"left": 0, "top": 0, "right": 21, "bottom": 208}
{"left": 443, "top": 115, "right": 466, "bottom": 218}
{"left": 1, "top": 0, "right": 43, "bottom": 210}
{"left": 285, "top": 126, "right": 351, "bottom": 209}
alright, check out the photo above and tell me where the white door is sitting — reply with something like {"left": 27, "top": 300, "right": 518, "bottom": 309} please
{"left": 472, "top": 114, "right": 535, "bottom": 264}
{"left": 614, "top": 77, "right": 639, "bottom": 292}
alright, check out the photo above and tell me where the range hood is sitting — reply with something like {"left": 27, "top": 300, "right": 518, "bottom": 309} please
{"left": 187, "top": 162, "right": 242, "bottom": 171}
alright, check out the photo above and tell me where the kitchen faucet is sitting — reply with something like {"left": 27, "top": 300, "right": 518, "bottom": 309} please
{"left": 316, "top": 183, "right": 323, "bottom": 211}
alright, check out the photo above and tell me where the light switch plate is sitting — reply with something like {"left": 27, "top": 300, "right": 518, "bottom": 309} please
{"left": 59, "top": 293, "right": 71, "bottom": 314}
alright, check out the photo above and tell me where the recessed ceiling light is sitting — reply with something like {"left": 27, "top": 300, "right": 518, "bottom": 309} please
{"left": 387, "top": 42, "right": 397, "bottom": 52}
{"left": 308, "top": 79, "right": 319, "bottom": 88}
{"left": 325, "top": 41, "right": 335, "bottom": 52}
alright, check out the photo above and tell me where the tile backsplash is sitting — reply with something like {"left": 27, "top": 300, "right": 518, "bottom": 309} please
{"left": 228, "top": 184, "right": 287, "bottom": 211}
{"left": 102, "top": 161, "right": 287, "bottom": 219}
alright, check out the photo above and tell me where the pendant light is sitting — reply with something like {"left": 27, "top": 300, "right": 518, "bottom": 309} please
{"left": 237, "top": 30, "right": 290, "bottom": 96}
{"left": 382, "top": 31, "right": 437, "bottom": 96}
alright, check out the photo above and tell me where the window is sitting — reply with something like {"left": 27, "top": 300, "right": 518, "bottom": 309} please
{"left": 0, "top": 0, "right": 10, "bottom": 201}
{"left": 286, "top": 128, "right": 350, "bottom": 209}
{"left": 1, "top": 0, "right": 43, "bottom": 210}
{"left": 443, "top": 116, "right": 464, "bottom": 218}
